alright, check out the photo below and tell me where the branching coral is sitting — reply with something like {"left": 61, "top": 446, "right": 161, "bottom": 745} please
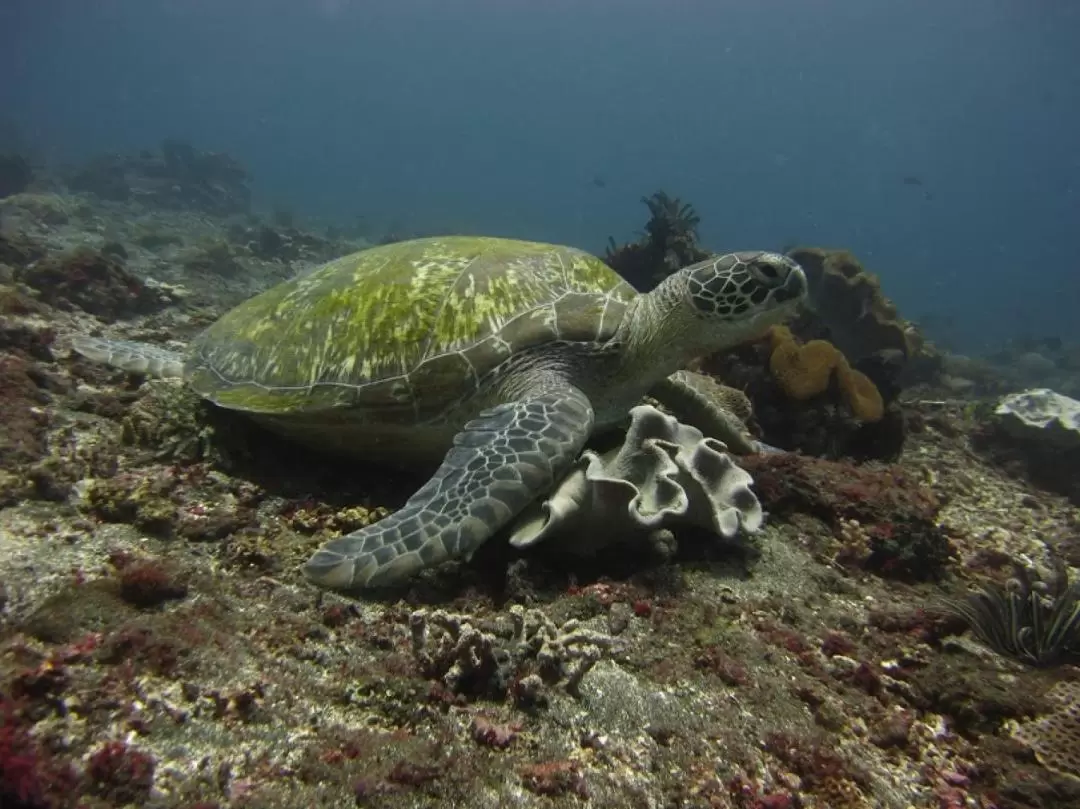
{"left": 768, "top": 325, "right": 884, "bottom": 422}
{"left": 409, "top": 606, "right": 623, "bottom": 698}
{"left": 941, "top": 558, "right": 1080, "bottom": 667}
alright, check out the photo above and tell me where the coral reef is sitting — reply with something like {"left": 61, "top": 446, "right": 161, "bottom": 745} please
{"left": 604, "top": 191, "right": 710, "bottom": 290}
{"left": 786, "top": 247, "right": 949, "bottom": 396}
{"left": 2, "top": 179, "right": 1080, "bottom": 808}
{"left": 0, "top": 229, "right": 46, "bottom": 267}
{"left": 130, "top": 223, "right": 184, "bottom": 250}
{"left": 971, "top": 335, "right": 1080, "bottom": 399}
{"left": 1, "top": 348, "right": 1076, "bottom": 806}
{"left": 0, "top": 192, "right": 83, "bottom": 226}
{"left": 178, "top": 238, "right": 246, "bottom": 278}
{"left": 66, "top": 139, "right": 251, "bottom": 215}
{"left": 0, "top": 353, "right": 53, "bottom": 479}
{"left": 0, "top": 697, "right": 79, "bottom": 807}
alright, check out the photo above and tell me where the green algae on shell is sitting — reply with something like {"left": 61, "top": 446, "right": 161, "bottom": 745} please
{"left": 185, "top": 236, "right": 635, "bottom": 416}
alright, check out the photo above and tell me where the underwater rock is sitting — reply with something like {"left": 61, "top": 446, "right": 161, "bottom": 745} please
{"left": 786, "top": 247, "right": 912, "bottom": 364}
{"left": 16, "top": 247, "right": 174, "bottom": 319}
{"left": 179, "top": 238, "right": 246, "bottom": 277}
{"left": 0, "top": 229, "right": 46, "bottom": 267}
{"left": 994, "top": 388, "right": 1080, "bottom": 449}
{"left": 0, "top": 353, "right": 53, "bottom": 476}
{"left": 507, "top": 405, "right": 762, "bottom": 554}
{"left": 973, "top": 388, "right": 1080, "bottom": 505}
{"left": 66, "top": 139, "right": 251, "bottom": 216}
{"left": 0, "top": 153, "right": 33, "bottom": 198}
{"left": 741, "top": 452, "right": 952, "bottom": 580}
{"left": 228, "top": 221, "right": 344, "bottom": 264}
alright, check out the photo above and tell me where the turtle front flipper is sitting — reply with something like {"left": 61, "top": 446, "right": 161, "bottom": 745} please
{"left": 72, "top": 336, "right": 186, "bottom": 379}
{"left": 304, "top": 384, "right": 595, "bottom": 590}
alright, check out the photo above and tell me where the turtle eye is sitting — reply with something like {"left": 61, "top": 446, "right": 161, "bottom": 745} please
{"left": 747, "top": 254, "right": 796, "bottom": 287}
{"left": 755, "top": 261, "right": 782, "bottom": 282}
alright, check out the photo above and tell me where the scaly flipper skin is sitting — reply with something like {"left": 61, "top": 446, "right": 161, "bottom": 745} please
{"left": 72, "top": 337, "right": 186, "bottom": 379}
{"left": 303, "top": 384, "right": 595, "bottom": 590}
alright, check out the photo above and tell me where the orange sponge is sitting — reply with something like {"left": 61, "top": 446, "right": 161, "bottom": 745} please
{"left": 767, "top": 326, "right": 884, "bottom": 423}
{"left": 836, "top": 362, "right": 884, "bottom": 423}
{"left": 769, "top": 338, "right": 841, "bottom": 400}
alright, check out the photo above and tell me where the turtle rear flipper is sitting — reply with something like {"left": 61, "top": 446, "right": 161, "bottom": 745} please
{"left": 72, "top": 336, "right": 185, "bottom": 379}
{"left": 304, "top": 384, "right": 595, "bottom": 590}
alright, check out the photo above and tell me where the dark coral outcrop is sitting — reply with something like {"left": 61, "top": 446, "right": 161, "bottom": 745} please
{"left": 604, "top": 191, "right": 710, "bottom": 290}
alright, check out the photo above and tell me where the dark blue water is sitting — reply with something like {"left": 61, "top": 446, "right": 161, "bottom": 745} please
{"left": 3, "top": 0, "right": 1077, "bottom": 352}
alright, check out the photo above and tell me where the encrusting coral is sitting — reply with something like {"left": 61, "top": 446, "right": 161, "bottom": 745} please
{"left": 768, "top": 325, "right": 885, "bottom": 422}
{"left": 1014, "top": 679, "right": 1080, "bottom": 781}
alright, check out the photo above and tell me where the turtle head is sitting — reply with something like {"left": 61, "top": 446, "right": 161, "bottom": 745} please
{"left": 674, "top": 251, "right": 807, "bottom": 348}
{"left": 627, "top": 251, "right": 806, "bottom": 376}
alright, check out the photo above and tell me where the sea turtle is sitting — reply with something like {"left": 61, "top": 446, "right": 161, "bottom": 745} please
{"left": 73, "top": 236, "right": 807, "bottom": 590}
